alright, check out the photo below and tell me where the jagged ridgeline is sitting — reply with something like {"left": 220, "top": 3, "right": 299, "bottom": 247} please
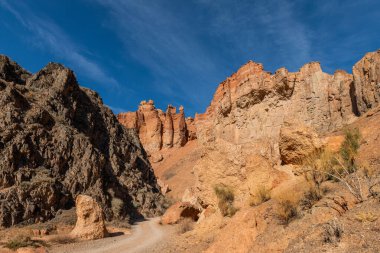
{"left": 0, "top": 55, "right": 165, "bottom": 227}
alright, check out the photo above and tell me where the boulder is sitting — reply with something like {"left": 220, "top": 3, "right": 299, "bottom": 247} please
{"left": 151, "top": 153, "right": 164, "bottom": 163}
{"left": 70, "top": 195, "right": 108, "bottom": 240}
{"left": 161, "top": 202, "right": 200, "bottom": 225}
{"left": 279, "top": 121, "right": 323, "bottom": 165}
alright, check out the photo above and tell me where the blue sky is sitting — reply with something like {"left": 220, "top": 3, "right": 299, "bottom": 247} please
{"left": 0, "top": 0, "right": 379, "bottom": 116}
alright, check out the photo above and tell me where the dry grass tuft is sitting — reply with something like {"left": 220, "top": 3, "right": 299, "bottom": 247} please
{"left": 323, "top": 219, "right": 343, "bottom": 243}
{"left": 4, "top": 235, "right": 43, "bottom": 250}
{"left": 250, "top": 186, "right": 271, "bottom": 206}
{"left": 48, "top": 234, "right": 77, "bottom": 244}
{"left": 214, "top": 184, "right": 238, "bottom": 217}
{"left": 275, "top": 192, "right": 300, "bottom": 224}
{"left": 355, "top": 212, "right": 378, "bottom": 223}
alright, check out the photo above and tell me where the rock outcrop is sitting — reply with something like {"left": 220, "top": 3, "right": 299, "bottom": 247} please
{"left": 195, "top": 50, "right": 380, "bottom": 162}
{"left": 191, "top": 49, "right": 380, "bottom": 208}
{"left": 117, "top": 101, "right": 195, "bottom": 154}
{"left": 0, "top": 56, "right": 164, "bottom": 227}
{"left": 279, "top": 121, "right": 323, "bottom": 164}
{"left": 352, "top": 50, "right": 380, "bottom": 114}
{"left": 70, "top": 195, "right": 108, "bottom": 240}
{"left": 160, "top": 201, "right": 200, "bottom": 225}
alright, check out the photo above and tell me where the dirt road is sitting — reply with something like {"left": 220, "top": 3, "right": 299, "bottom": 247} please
{"left": 52, "top": 217, "right": 170, "bottom": 253}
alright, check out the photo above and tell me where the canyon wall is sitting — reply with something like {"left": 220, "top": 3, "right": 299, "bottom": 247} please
{"left": 192, "top": 49, "right": 380, "bottom": 206}
{"left": 195, "top": 50, "right": 380, "bottom": 162}
{"left": 118, "top": 100, "right": 196, "bottom": 154}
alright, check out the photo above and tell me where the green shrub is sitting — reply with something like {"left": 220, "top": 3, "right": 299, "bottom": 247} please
{"left": 340, "top": 128, "right": 361, "bottom": 173}
{"left": 4, "top": 236, "right": 37, "bottom": 250}
{"left": 214, "top": 184, "right": 238, "bottom": 217}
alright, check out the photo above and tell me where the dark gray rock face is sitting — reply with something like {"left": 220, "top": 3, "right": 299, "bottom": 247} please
{"left": 0, "top": 55, "right": 165, "bottom": 227}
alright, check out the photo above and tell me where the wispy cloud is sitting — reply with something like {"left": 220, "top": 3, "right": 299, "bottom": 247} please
{"left": 0, "top": 0, "right": 119, "bottom": 88}
{"left": 95, "top": 0, "right": 223, "bottom": 107}
{"left": 198, "top": 0, "right": 312, "bottom": 71}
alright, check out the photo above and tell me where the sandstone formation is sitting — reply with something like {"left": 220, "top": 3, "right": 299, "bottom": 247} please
{"left": 190, "top": 49, "right": 380, "bottom": 208}
{"left": 279, "top": 121, "right": 323, "bottom": 165}
{"left": 70, "top": 195, "right": 108, "bottom": 240}
{"left": 117, "top": 101, "right": 195, "bottom": 154}
{"left": 352, "top": 50, "right": 380, "bottom": 114}
{"left": 0, "top": 56, "right": 164, "bottom": 227}
{"left": 195, "top": 50, "right": 380, "bottom": 161}
{"left": 160, "top": 201, "right": 200, "bottom": 225}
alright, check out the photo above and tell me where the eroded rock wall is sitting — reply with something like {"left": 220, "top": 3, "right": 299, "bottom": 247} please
{"left": 118, "top": 101, "right": 194, "bottom": 154}
{"left": 192, "top": 49, "right": 380, "bottom": 207}
{"left": 0, "top": 56, "right": 164, "bottom": 227}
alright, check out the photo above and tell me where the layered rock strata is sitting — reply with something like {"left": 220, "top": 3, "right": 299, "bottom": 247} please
{"left": 192, "top": 49, "right": 380, "bottom": 207}
{"left": 195, "top": 50, "right": 380, "bottom": 162}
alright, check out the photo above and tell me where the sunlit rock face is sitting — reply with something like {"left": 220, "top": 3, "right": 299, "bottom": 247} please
{"left": 195, "top": 50, "right": 380, "bottom": 162}
{"left": 118, "top": 101, "right": 195, "bottom": 154}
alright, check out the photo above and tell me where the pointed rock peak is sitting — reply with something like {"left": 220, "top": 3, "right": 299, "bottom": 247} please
{"left": 0, "top": 55, "right": 31, "bottom": 84}
{"left": 27, "top": 62, "right": 78, "bottom": 93}
{"left": 236, "top": 60, "right": 264, "bottom": 76}
{"left": 299, "top": 61, "right": 322, "bottom": 74}
{"left": 334, "top": 69, "right": 350, "bottom": 76}
{"left": 166, "top": 104, "right": 176, "bottom": 114}
{"left": 139, "top": 99, "right": 156, "bottom": 111}
{"left": 179, "top": 105, "right": 184, "bottom": 112}
{"left": 274, "top": 67, "right": 289, "bottom": 75}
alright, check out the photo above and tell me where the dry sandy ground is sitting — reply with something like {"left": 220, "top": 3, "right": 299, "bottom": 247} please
{"left": 51, "top": 218, "right": 175, "bottom": 253}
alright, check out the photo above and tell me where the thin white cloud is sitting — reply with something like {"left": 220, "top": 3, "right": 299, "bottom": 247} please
{"left": 198, "top": 0, "right": 312, "bottom": 71}
{"left": 0, "top": 0, "right": 119, "bottom": 88}
{"left": 95, "top": 0, "right": 223, "bottom": 105}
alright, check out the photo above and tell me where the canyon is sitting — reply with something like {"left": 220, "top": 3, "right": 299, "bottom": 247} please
{"left": 116, "top": 49, "right": 380, "bottom": 252}
{"left": 0, "top": 49, "right": 379, "bottom": 253}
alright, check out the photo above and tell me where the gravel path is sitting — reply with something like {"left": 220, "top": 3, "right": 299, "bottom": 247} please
{"left": 51, "top": 217, "right": 171, "bottom": 253}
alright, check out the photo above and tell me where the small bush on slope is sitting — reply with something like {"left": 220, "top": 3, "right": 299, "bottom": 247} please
{"left": 355, "top": 212, "right": 378, "bottom": 223}
{"left": 250, "top": 186, "right": 271, "bottom": 206}
{"left": 214, "top": 184, "right": 238, "bottom": 217}
{"left": 275, "top": 192, "right": 300, "bottom": 225}
{"left": 4, "top": 235, "right": 45, "bottom": 250}
{"left": 340, "top": 128, "right": 361, "bottom": 173}
{"left": 323, "top": 219, "right": 343, "bottom": 243}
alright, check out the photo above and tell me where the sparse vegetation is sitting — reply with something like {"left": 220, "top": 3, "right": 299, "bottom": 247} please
{"left": 111, "top": 197, "right": 124, "bottom": 218}
{"left": 355, "top": 212, "right": 378, "bottom": 223}
{"left": 340, "top": 128, "right": 361, "bottom": 172}
{"left": 275, "top": 192, "right": 300, "bottom": 224}
{"left": 300, "top": 184, "right": 325, "bottom": 209}
{"left": 301, "top": 128, "right": 380, "bottom": 203}
{"left": 214, "top": 184, "right": 238, "bottom": 217}
{"left": 4, "top": 235, "right": 42, "bottom": 250}
{"left": 250, "top": 186, "right": 271, "bottom": 206}
{"left": 323, "top": 219, "right": 343, "bottom": 243}
{"left": 48, "top": 234, "right": 77, "bottom": 244}
{"left": 177, "top": 218, "right": 194, "bottom": 234}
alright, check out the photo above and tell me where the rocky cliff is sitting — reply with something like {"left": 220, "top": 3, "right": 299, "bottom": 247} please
{"left": 195, "top": 50, "right": 380, "bottom": 162}
{"left": 191, "top": 49, "right": 380, "bottom": 207}
{"left": 117, "top": 100, "right": 195, "bottom": 154}
{"left": 0, "top": 55, "right": 164, "bottom": 227}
